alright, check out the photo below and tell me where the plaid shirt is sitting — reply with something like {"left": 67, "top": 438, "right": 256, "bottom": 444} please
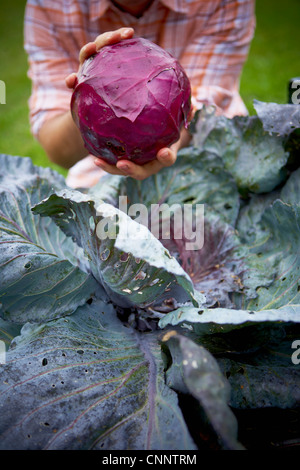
{"left": 24, "top": 0, "right": 255, "bottom": 187}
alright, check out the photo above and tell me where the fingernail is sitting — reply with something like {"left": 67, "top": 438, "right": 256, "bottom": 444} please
{"left": 119, "top": 164, "right": 130, "bottom": 172}
{"left": 159, "top": 150, "right": 169, "bottom": 159}
{"left": 95, "top": 159, "right": 105, "bottom": 168}
{"left": 122, "top": 28, "right": 133, "bottom": 38}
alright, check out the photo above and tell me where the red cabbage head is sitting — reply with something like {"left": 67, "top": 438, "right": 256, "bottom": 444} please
{"left": 71, "top": 37, "right": 192, "bottom": 165}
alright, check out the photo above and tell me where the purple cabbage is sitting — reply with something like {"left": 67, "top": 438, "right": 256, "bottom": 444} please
{"left": 71, "top": 37, "right": 192, "bottom": 165}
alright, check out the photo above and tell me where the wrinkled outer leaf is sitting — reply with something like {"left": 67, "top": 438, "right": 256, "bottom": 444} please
{"left": 158, "top": 304, "right": 300, "bottom": 334}
{"left": 253, "top": 100, "right": 300, "bottom": 136}
{"left": 0, "top": 300, "right": 196, "bottom": 450}
{"left": 280, "top": 167, "right": 300, "bottom": 206}
{"left": 246, "top": 200, "right": 300, "bottom": 311}
{"left": 162, "top": 331, "right": 244, "bottom": 450}
{"left": 193, "top": 112, "right": 289, "bottom": 194}
{"left": 236, "top": 191, "right": 281, "bottom": 244}
{"left": 0, "top": 155, "right": 101, "bottom": 324}
{"left": 32, "top": 188, "right": 197, "bottom": 309}
{"left": 0, "top": 154, "right": 66, "bottom": 188}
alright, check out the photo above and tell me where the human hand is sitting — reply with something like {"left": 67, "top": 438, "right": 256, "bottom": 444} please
{"left": 93, "top": 127, "right": 192, "bottom": 180}
{"left": 65, "top": 27, "right": 135, "bottom": 89}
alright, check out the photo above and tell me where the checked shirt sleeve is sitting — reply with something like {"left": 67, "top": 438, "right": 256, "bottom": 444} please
{"left": 24, "top": 1, "right": 80, "bottom": 139}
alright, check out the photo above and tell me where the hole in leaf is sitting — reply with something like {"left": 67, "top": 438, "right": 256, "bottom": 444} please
{"left": 183, "top": 197, "right": 195, "bottom": 203}
{"left": 100, "top": 248, "right": 110, "bottom": 261}
{"left": 120, "top": 252, "right": 129, "bottom": 262}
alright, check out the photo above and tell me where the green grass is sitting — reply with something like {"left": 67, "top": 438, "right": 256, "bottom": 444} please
{"left": 240, "top": 0, "right": 300, "bottom": 112}
{"left": 0, "top": 0, "right": 68, "bottom": 177}
{"left": 0, "top": 0, "right": 299, "bottom": 175}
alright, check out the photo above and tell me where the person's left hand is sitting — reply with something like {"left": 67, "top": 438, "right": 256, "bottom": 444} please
{"left": 93, "top": 127, "right": 192, "bottom": 180}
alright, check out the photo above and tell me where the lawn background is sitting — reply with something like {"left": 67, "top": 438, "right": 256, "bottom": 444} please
{"left": 0, "top": 0, "right": 299, "bottom": 178}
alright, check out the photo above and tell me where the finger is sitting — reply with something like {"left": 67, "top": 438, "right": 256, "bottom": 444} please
{"left": 79, "top": 28, "right": 134, "bottom": 66}
{"left": 116, "top": 159, "right": 165, "bottom": 181}
{"left": 94, "top": 158, "right": 129, "bottom": 176}
{"left": 79, "top": 41, "right": 97, "bottom": 65}
{"left": 156, "top": 147, "right": 177, "bottom": 167}
{"left": 94, "top": 27, "right": 134, "bottom": 52}
{"left": 65, "top": 72, "right": 78, "bottom": 89}
{"left": 116, "top": 147, "right": 177, "bottom": 180}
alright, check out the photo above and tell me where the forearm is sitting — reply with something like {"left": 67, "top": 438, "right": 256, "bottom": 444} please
{"left": 38, "top": 111, "right": 88, "bottom": 169}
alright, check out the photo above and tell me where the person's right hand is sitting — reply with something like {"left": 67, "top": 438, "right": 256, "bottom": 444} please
{"left": 65, "top": 27, "right": 134, "bottom": 89}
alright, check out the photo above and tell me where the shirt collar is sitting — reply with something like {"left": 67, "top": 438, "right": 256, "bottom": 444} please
{"left": 89, "top": 0, "right": 188, "bottom": 21}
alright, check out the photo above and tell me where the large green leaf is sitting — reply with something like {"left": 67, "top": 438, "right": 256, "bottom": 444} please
{"left": 253, "top": 100, "right": 300, "bottom": 137}
{"left": 158, "top": 304, "right": 300, "bottom": 334}
{"left": 192, "top": 111, "right": 289, "bottom": 194}
{"left": 0, "top": 155, "right": 101, "bottom": 324}
{"left": 245, "top": 200, "right": 300, "bottom": 311}
{"left": 32, "top": 188, "right": 197, "bottom": 309}
{"left": 0, "top": 299, "right": 196, "bottom": 450}
{"left": 235, "top": 167, "right": 299, "bottom": 246}
{"left": 280, "top": 167, "right": 300, "bottom": 207}
{"left": 162, "top": 331, "right": 244, "bottom": 450}
{"left": 236, "top": 191, "right": 280, "bottom": 245}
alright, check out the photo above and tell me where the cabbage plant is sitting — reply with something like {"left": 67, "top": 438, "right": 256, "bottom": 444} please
{"left": 0, "top": 101, "right": 299, "bottom": 450}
